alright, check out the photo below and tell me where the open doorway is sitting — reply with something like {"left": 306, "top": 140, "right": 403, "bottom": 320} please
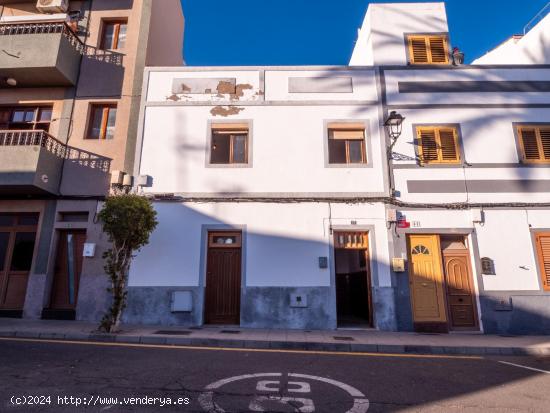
{"left": 334, "top": 232, "right": 372, "bottom": 327}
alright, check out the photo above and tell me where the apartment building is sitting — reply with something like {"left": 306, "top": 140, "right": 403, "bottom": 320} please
{"left": 0, "top": 0, "right": 184, "bottom": 321}
{"left": 130, "top": 2, "right": 550, "bottom": 335}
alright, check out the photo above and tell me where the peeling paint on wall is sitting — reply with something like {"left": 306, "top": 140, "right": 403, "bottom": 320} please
{"left": 232, "top": 84, "right": 253, "bottom": 99}
{"left": 210, "top": 106, "right": 245, "bottom": 117}
{"left": 217, "top": 80, "right": 236, "bottom": 95}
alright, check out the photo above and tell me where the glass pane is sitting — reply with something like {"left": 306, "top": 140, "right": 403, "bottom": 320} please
{"left": 24, "top": 110, "right": 35, "bottom": 122}
{"left": 88, "top": 107, "right": 103, "bottom": 139}
{"left": 210, "top": 133, "right": 231, "bottom": 164}
{"left": 10, "top": 232, "right": 36, "bottom": 271}
{"left": 11, "top": 110, "right": 25, "bottom": 123}
{"left": 102, "top": 23, "right": 116, "bottom": 49}
{"left": 18, "top": 214, "right": 39, "bottom": 226}
{"left": 117, "top": 24, "right": 127, "bottom": 50}
{"left": 213, "top": 235, "right": 237, "bottom": 245}
{"left": 0, "top": 215, "right": 14, "bottom": 226}
{"left": 0, "top": 233, "right": 9, "bottom": 271}
{"left": 67, "top": 234, "right": 76, "bottom": 305}
{"left": 38, "top": 108, "right": 52, "bottom": 122}
{"left": 328, "top": 140, "right": 347, "bottom": 164}
{"left": 348, "top": 140, "right": 365, "bottom": 164}
{"left": 232, "top": 134, "right": 247, "bottom": 163}
{"left": 105, "top": 107, "right": 117, "bottom": 139}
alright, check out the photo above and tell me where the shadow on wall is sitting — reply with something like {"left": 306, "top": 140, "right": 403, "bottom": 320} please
{"left": 124, "top": 201, "right": 394, "bottom": 331}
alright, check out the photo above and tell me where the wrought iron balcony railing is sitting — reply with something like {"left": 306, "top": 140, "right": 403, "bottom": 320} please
{"left": 0, "top": 20, "right": 123, "bottom": 66}
{"left": 0, "top": 130, "right": 111, "bottom": 172}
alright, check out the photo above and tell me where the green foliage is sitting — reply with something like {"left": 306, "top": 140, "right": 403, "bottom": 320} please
{"left": 98, "top": 194, "right": 158, "bottom": 333}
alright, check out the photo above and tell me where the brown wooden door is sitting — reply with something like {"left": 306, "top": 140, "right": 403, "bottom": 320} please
{"left": 0, "top": 214, "right": 38, "bottom": 311}
{"left": 408, "top": 235, "right": 447, "bottom": 328}
{"left": 204, "top": 232, "right": 242, "bottom": 325}
{"left": 49, "top": 231, "right": 86, "bottom": 310}
{"left": 443, "top": 249, "right": 478, "bottom": 330}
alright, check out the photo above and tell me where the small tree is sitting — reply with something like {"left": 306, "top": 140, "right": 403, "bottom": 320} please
{"left": 98, "top": 194, "right": 158, "bottom": 333}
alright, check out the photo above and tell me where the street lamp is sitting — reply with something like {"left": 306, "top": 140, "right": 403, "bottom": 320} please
{"left": 2, "top": 77, "right": 17, "bottom": 87}
{"left": 384, "top": 111, "right": 405, "bottom": 140}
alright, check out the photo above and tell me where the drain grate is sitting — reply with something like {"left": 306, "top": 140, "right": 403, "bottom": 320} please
{"left": 154, "top": 330, "right": 192, "bottom": 336}
{"left": 333, "top": 336, "right": 354, "bottom": 341}
{"left": 220, "top": 330, "right": 241, "bottom": 334}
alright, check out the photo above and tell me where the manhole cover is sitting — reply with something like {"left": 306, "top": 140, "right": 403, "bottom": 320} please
{"left": 154, "top": 330, "right": 192, "bottom": 336}
{"left": 333, "top": 336, "right": 354, "bottom": 341}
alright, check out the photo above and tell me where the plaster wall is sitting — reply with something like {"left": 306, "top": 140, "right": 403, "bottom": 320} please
{"left": 350, "top": 2, "right": 449, "bottom": 66}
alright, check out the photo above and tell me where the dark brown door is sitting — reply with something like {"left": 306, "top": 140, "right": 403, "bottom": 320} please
{"left": 442, "top": 249, "right": 478, "bottom": 330}
{"left": 0, "top": 214, "right": 38, "bottom": 312}
{"left": 204, "top": 232, "right": 242, "bottom": 325}
{"left": 49, "top": 231, "right": 86, "bottom": 310}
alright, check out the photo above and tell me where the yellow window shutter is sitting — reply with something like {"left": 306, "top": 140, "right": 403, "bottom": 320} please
{"left": 438, "top": 128, "right": 460, "bottom": 162}
{"left": 409, "top": 37, "right": 429, "bottom": 63}
{"left": 540, "top": 127, "right": 550, "bottom": 160}
{"left": 417, "top": 128, "right": 438, "bottom": 163}
{"left": 428, "top": 37, "right": 449, "bottom": 63}
{"left": 536, "top": 234, "right": 550, "bottom": 291}
{"left": 519, "top": 128, "right": 541, "bottom": 162}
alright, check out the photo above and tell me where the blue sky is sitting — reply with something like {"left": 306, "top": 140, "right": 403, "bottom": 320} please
{"left": 180, "top": 0, "right": 549, "bottom": 66}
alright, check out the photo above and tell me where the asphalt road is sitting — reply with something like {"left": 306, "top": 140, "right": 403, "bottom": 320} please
{"left": 0, "top": 338, "right": 549, "bottom": 413}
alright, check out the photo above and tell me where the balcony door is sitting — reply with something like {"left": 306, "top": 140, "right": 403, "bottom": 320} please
{"left": 0, "top": 106, "right": 53, "bottom": 132}
{"left": 0, "top": 214, "right": 39, "bottom": 316}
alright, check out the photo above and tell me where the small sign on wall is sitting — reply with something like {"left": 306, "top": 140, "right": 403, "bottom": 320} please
{"left": 83, "top": 243, "right": 96, "bottom": 258}
{"left": 481, "top": 257, "right": 496, "bottom": 275}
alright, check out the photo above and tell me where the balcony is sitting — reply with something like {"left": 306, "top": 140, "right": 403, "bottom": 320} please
{"left": 0, "top": 130, "right": 111, "bottom": 196}
{"left": 0, "top": 20, "right": 123, "bottom": 88}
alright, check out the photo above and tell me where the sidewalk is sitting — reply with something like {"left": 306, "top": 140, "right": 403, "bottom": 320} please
{"left": 1, "top": 318, "right": 549, "bottom": 356}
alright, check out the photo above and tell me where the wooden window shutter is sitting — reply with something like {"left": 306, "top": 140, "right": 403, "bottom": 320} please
{"left": 408, "top": 35, "right": 449, "bottom": 64}
{"left": 518, "top": 126, "right": 550, "bottom": 163}
{"left": 417, "top": 126, "right": 460, "bottom": 164}
{"left": 409, "top": 37, "right": 429, "bottom": 64}
{"left": 428, "top": 37, "right": 448, "bottom": 63}
{"left": 438, "top": 128, "right": 460, "bottom": 162}
{"left": 536, "top": 233, "right": 550, "bottom": 291}
{"left": 540, "top": 127, "right": 550, "bottom": 160}
{"left": 417, "top": 128, "right": 439, "bottom": 163}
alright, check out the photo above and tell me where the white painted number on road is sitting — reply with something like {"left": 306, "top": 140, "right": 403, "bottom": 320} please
{"left": 198, "top": 372, "right": 369, "bottom": 413}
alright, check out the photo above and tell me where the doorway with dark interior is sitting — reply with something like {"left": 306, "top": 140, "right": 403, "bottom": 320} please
{"left": 334, "top": 231, "right": 372, "bottom": 328}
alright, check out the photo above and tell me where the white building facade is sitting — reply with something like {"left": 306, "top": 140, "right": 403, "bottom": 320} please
{"left": 129, "top": 3, "right": 550, "bottom": 334}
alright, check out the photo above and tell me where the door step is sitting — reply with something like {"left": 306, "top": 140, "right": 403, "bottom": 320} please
{"left": 41, "top": 309, "right": 76, "bottom": 321}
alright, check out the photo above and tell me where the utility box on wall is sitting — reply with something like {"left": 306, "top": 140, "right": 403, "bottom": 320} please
{"left": 171, "top": 291, "right": 193, "bottom": 312}
{"left": 290, "top": 293, "right": 308, "bottom": 308}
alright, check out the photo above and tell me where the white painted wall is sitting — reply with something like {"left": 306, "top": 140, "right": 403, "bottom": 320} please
{"left": 474, "top": 13, "right": 550, "bottom": 64}
{"left": 129, "top": 202, "right": 392, "bottom": 288}
{"left": 350, "top": 2, "right": 449, "bottom": 66}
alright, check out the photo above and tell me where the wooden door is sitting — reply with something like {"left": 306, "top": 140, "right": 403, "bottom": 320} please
{"left": 0, "top": 214, "right": 38, "bottom": 311}
{"left": 442, "top": 249, "right": 478, "bottom": 330}
{"left": 49, "top": 231, "right": 86, "bottom": 310}
{"left": 204, "top": 232, "right": 242, "bottom": 325}
{"left": 408, "top": 235, "right": 447, "bottom": 329}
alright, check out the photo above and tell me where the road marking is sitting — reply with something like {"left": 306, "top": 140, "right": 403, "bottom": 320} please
{"left": 498, "top": 361, "right": 550, "bottom": 375}
{"left": 199, "top": 372, "right": 369, "bottom": 412}
{"left": 0, "top": 337, "right": 482, "bottom": 360}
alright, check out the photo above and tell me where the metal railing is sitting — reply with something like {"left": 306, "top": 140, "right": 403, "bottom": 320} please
{"left": 0, "top": 130, "right": 111, "bottom": 172}
{"left": 0, "top": 20, "right": 123, "bottom": 66}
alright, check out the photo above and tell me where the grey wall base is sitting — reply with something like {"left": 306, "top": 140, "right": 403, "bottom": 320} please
{"left": 480, "top": 293, "right": 550, "bottom": 335}
{"left": 23, "top": 273, "right": 47, "bottom": 319}
{"left": 75, "top": 274, "right": 111, "bottom": 322}
{"left": 372, "top": 286, "right": 398, "bottom": 331}
{"left": 123, "top": 287, "right": 202, "bottom": 326}
{"left": 240, "top": 287, "right": 335, "bottom": 330}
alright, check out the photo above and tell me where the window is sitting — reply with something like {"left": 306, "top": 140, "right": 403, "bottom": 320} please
{"left": 517, "top": 126, "right": 550, "bottom": 164}
{"left": 416, "top": 126, "right": 461, "bottom": 164}
{"left": 535, "top": 233, "right": 550, "bottom": 291}
{"left": 327, "top": 123, "right": 367, "bottom": 165}
{"left": 407, "top": 35, "right": 450, "bottom": 65}
{"left": 86, "top": 104, "right": 117, "bottom": 140}
{"left": 210, "top": 124, "right": 249, "bottom": 164}
{"left": 0, "top": 106, "right": 53, "bottom": 132}
{"left": 100, "top": 20, "right": 127, "bottom": 50}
